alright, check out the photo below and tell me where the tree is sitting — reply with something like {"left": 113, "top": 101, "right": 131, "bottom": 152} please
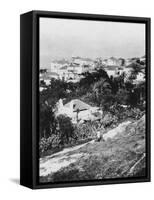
{"left": 110, "top": 73, "right": 126, "bottom": 94}
{"left": 39, "top": 103, "right": 58, "bottom": 139}
{"left": 92, "top": 78, "right": 112, "bottom": 101}
{"left": 40, "top": 78, "right": 69, "bottom": 107}
{"left": 39, "top": 78, "right": 69, "bottom": 139}
{"left": 115, "top": 88, "right": 129, "bottom": 105}
{"left": 57, "top": 115, "right": 75, "bottom": 145}
{"left": 78, "top": 69, "right": 110, "bottom": 98}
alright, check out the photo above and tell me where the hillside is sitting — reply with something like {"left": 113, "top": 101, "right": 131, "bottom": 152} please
{"left": 40, "top": 115, "right": 146, "bottom": 183}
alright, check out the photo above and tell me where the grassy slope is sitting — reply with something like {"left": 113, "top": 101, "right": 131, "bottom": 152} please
{"left": 40, "top": 115, "right": 146, "bottom": 183}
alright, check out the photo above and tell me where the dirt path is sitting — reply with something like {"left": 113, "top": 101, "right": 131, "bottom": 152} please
{"left": 40, "top": 140, "right": 94, "bottom": 177}
{"left": 103, "top": 121, "right": 131, "bottom": 140}
{"left": 40, "top": 121, "right": 131, "bottom": 177}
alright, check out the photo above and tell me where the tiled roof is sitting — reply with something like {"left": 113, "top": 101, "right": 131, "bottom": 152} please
{"left": 104, "top": 65, "right": 118, "bottom": 70}
{"left": 64, "top": 99, "right": 92, "bottom": 112}
{"left": 60, "top": 66, "right": 67, "bottom": 70}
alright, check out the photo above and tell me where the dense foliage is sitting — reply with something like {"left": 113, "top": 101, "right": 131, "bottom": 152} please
{"left": 39, "top": 63, "right": 145, "bottom": 156}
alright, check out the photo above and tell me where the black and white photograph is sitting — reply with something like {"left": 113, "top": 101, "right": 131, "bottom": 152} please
{"left": 39, "top": 17, "right": 148, "bottom": 184}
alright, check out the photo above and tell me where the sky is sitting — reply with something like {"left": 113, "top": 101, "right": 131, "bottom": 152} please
{"left": 40, "top": 17, "right": 145, "bottom": 69}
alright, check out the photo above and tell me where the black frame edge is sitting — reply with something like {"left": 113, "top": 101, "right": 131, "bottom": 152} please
{"left": 20, "top": 11, "right": 33, "bottom": 189}
{"left": 31, "top": 10, "right": 151, "bottom": 21}
{"left": 145, "top": 17, "right": 151, "bottom": 182}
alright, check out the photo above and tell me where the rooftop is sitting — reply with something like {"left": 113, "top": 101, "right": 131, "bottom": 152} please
{"left": 64, "top": 99, "right": 92, "bottom": 112}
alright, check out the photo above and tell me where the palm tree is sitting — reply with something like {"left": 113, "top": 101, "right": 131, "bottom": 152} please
{"left": 92, "top": 78, "right": 112, "bottom": 100}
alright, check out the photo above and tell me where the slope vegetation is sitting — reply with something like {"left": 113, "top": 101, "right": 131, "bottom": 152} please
{"left": 40, "top": 115, "right": 146, "bottom": 183}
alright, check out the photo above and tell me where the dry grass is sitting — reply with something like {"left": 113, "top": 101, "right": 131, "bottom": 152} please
{"left": 40, "top": 115, "right": 146, "bottom": 183}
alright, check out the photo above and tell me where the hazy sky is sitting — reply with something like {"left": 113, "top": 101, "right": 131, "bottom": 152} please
{"left": 40, "top": 17, "right": 145, "bottom": 68}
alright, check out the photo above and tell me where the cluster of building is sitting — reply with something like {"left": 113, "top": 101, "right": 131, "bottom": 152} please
{"left": 40, "top": 56, "right": 145, "bottom": 123}
{"left": 40, "top": 57, "right": 96, "bottom": 85}
{"left": 40, "top": 55, "right": 146, "bottom": 88}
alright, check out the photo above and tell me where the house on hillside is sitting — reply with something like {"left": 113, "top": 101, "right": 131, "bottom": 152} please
{"left": 125, "top": 58, "right": 133, "bottom": 66}
{"left": 104, "top": 65, "right": 121, "bottom": 77}
{"left": 104, "top": 66, "right": 117, "bottom": 77}
{"left": 56, "top": 99, "right": 103, "bottom": 124}
{"left": 71, "top": 57, "right": 95, "bottom": 73}
{"left": 50, "top": 59, "right": 69, "bottom": 74}
{"left": 106, "top": 57, "right": 119, "bottom": 66}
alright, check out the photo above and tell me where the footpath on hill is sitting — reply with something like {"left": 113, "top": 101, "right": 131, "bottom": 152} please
{"left": 40, "top": 120, "right": 132, "bottom": 177}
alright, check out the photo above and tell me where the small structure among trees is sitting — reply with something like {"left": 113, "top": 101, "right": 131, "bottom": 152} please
{"left": 56, "top": 99, "right": 103, "bottom": 124}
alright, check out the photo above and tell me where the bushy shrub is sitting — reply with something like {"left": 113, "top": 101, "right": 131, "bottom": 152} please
{"left": 39, "top": 137, "right": 53, "bottom": 154}
{"left": 39, "top": 114, "right": 77, "bottom": 156}
{"left": 110, "top": 104, "right": 145, "bottom": 121}
{"left": 125, "top": 107, "right": 145, "bottom": 120}
{"left": 74, "top": 122, "right": 94, "bottom": 140}
{"left": 100, "top": 113, "right": 118, "bottom": 128}
{"left": 74, "top": 120, "right": 104, "bottom": 141}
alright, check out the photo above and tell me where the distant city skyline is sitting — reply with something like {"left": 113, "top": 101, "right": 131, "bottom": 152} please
{"left": 40, "top": 17, "right": 145, "bottom": 69}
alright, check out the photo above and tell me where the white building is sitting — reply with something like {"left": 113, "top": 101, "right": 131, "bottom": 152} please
{"left": 133, "top": 72, "right": 145, "bottom": 84}
{"left": 50, "top": 62, "right": 62, "bottom": 74}
{"left": 106, "top": 57, "right": 120, "bottom": 66}
{"left": 50, "top": 57, "right": 95, "bottom": 82}
{"left": 56, "top": 99, "right": 103, "bottom": 124}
